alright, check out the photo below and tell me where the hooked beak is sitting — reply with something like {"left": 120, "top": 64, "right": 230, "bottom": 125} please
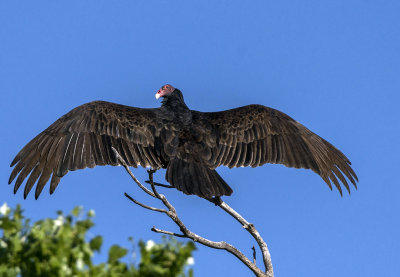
{"left": 155, "top": 85, "right": 175, "bottom": 100}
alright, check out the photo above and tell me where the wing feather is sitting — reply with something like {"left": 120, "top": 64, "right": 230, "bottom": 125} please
{"left": 244, "top": 142, "right": 254, "bottom": 167}
{"left": 35, "top": 166, "right": 52, "bottom": 198}
{"left": 229, "top": 142, "right": 242, "bottom": 168}
{"left": 50, "top": 174, "right": 61, "bottom": 194}
{"left": 238, "top": 142, "right": 247, "bottom": 167}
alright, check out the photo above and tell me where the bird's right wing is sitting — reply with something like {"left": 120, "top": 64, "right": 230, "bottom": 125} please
{"left": 9, "top": 101, "right": 163, "bottom": 199}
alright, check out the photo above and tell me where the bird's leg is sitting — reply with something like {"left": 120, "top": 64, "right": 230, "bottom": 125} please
{"left": 147, "top": 168, "right": 157, "bottom": 175}
{"left": 145, "top": 168, "right": 174, "bottom": 188}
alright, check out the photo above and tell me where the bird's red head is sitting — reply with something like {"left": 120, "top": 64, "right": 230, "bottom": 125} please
{"left": 155, "top": 84, "right": 175, "bottom": 99}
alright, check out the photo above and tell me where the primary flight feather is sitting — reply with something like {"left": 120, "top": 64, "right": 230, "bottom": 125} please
{"left": 9, "top": 84, "right": 358, "bottom": 199}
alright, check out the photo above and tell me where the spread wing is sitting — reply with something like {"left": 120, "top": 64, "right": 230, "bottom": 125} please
{"left": 192, "top": 104, "right": 358, "bottom": 195}
{"left": 9, "top": 101, "right": 163, "bottom": 199}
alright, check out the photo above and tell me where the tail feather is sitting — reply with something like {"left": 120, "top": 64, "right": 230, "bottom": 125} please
{"left": 166, "top": 158, "right": 233, "bottom": 199}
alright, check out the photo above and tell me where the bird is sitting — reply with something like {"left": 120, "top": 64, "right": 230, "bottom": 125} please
{"left": 9, "top": 84, "right": 358, "bottom": 200}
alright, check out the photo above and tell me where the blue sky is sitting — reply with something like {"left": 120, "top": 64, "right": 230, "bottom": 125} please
{"left": 1, "top": 1, "right": 399, "bottom": 276}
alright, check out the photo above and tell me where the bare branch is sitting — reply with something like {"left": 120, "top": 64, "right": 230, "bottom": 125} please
{"left": 145, "top": 180, "right": 174, "bottom": 189}
{"left": 151, "top": 226, "right": 187, "bottom": 238}
{"left": 111, "top": 147, "right": 155, "bottom": 198}
{"left": 209, "top": 198, "right": 274, "bottom": 276}
{"left": 147, "top": 171, "right": 178, "bottom": 215}
{"left": 124, "top": 192, "right": 167, "bottom": 213}
{"left": 114, "top": 147, "right": 274, "bottom": 277}
{"left": 147, "top": 169, "right": 163, "bottom": 200}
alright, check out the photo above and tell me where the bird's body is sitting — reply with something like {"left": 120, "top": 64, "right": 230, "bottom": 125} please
{"left": 9, "top": 85, "right": 358, "bottom": 199}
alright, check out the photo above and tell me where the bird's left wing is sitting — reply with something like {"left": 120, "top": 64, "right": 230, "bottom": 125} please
{"left": 9, "top": 101, "right": 163, "bottom": 199}
{"left": 191, "top": 104, "right": 358, "bottom": 195}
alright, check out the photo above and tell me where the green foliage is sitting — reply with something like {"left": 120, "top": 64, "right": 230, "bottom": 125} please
{"left": 138, "top": 237, "right": 195, "bottom": 277}
{"left": 0, "top": 203, "right": 195, "bottom": 277}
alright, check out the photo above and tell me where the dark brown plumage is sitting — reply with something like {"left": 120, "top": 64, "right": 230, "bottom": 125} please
{"left": 9, "top": 84, "right": 358, "bottom": 199}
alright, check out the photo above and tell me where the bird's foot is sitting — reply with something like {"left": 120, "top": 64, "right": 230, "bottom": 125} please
{"left": 209, "top": 196, "right": 223, "bottom": 206}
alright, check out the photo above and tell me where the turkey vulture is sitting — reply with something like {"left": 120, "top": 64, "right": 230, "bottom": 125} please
{"left": 9, "top": 84, "right": 358, "bottom": 199}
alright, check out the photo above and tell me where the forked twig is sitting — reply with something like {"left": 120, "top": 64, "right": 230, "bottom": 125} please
{"left": 112, "top": 147, "right": 274, "bottom": 277}
{"left": 112, "top": 147, "right": 155, "bottom": 198}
